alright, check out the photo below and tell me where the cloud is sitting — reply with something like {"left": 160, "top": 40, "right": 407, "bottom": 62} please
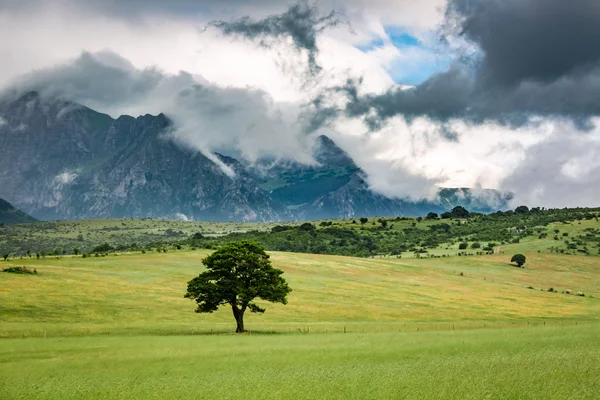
{"left": 502, "top": 119, "right": 600, "bottom": 208}
{"left": 307, "top": 0, "right": 600, "bottom": 130}
{"left": 4, "top": 51, "right": 317, "bottom": 170}
{"left": 2, "top": 0, "right": 600, "bottom": 209}
{"left": 207, "top": 1, "right": 345, "bottom": 74}
{"left": 447, "top": 0, "right": 600, "bottom": 87}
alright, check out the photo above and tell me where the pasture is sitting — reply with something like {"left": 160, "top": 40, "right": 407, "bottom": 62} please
{"left": 1, "top": 325, "right": 599, "bottom": 399}
{"left": 1, "top": 250, "right": 598, "bottom": 337}
{"left": 1, "top": 247, "right": 599, "bottom": 399}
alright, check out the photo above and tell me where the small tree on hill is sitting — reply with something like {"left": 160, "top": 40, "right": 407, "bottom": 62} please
{"left": 451, "top": 206, "right": 470, "bottom": 218}
{"left": 511, "top": 254, "right": 526, "bottom": 268}
{"left": 185, "top": 241, "right": 291, "bottom": 333}
{"left": 426, "top": 212, "right": 438, "bottom": 220}
{"left": 514, "top": 206, "right": 530, "bottom": 214}
{"left": 360, "top": 217, "right": 368, "bottom": 225}
{"left": 73, "top": 248, "right": 79, "bottom": 257}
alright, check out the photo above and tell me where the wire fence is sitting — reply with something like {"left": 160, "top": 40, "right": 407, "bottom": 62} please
{"left": 1, "top": 319, "right": 596, "bottom": 339}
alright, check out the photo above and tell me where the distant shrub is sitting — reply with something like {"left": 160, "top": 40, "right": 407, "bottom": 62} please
{"left": 271, "top": 225, "right": 292, "bottom": 233}
{"left": 458, "top": 242, "right": 468, "bottom": 250}
{"left": 3, "top": 266, "right": 37, "bottom": 275}
{"left": 92, "top": 243, "right": 114, "bottom": 253}
{"left": 511, "top": 254, "right": 526, "bottom": 268}
{"left": 298, "top": 223, "right": 316, "bottom": 232}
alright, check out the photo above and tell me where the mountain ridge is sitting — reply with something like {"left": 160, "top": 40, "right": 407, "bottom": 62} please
{"left": 0, "top": 198, "right": 37, "bottom": 224}
{"left": 0, "top": 92, "right": 510, "bottom": 221}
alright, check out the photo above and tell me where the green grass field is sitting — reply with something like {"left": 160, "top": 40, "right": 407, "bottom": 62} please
{"left": 1, "top": 325, "right": 599, "bottom": 399}
{"left": 1, "top": 246, "right": 599, "bottom": 398}
{"left": 1, "top": 250, "right": 599, "bottom": 337}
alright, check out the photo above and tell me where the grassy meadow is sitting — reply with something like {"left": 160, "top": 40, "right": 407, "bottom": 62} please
{"left": 1, "top": 217, "right": 600, "bottom": 399}
{"left": 1, "top": 249, "right": 598, "bottom": 337}
{"left": 1, "top": 325, "right": 599, "bottom": 399}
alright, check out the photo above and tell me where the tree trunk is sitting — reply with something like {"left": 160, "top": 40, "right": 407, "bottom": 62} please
{"left": 232, "top": 304, "right": 245, "bottom": 333}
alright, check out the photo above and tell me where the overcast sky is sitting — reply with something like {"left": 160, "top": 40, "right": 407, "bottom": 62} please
{"left": 2, "top": 0, "right": 600, "bottom": 207}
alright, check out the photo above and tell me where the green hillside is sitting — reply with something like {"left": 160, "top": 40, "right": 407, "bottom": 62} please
{"left": 0, "top": 198, "right": 37, "bottom": 225}
{"left": 1, "top": 249, "right": 598, "bottom": 337}
{"left": 2, "top": 220, "right": 599, "bottom": 399}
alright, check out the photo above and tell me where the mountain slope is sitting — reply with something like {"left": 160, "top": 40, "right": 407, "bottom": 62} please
{"left": 0, "top": 198, "right": 37, "bottom": 224}
{"left": 0, "top": 92, "right": 288, "bottom": 221}
{"left": 252, "top": 136, "right": 510, "bottom": 219}
{"left": 0, "top": 92, "right": 509, "bottom": 221}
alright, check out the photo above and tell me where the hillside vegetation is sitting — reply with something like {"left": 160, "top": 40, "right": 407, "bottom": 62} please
{"left": 0, "top": 198, "right": 37, "bottom": 225}
{"left": 2, "top": 206, "right": 600, "bottom": 260}
{"left": 2, "top": 208, "right": 599, "bottom": 400}
{"left": 1, "top": 249, "right": 598, "bottom": 338}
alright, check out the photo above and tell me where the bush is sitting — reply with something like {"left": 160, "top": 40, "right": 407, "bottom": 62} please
{"left": 3, "top": 266, "right": 37, "bottom": 274}
{"left": 91, "top": 243, "right": 114, "bottom": 253}
{"left": 298, "top": 223, "right": 316, "bottom": 232}
{"left": 511, "top": 254, "right": 526, "bottom": 268}
{"left": 458, "top": 242, "right": 468, "bottom": 250}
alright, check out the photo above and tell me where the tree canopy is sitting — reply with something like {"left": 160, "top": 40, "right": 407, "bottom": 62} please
{"left": 184, "top": 241, "right": 291, "bottom": 333}
{"left": 511, "top": 253, "right": 526, "bottom": 268}
{"left": 426, "top": 212, "right": 439, "bottom": 220}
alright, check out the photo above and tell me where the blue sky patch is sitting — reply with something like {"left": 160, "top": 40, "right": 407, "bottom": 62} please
{"left": 354, "top": 26, "right": 451, "bottom": 85}
{"left": 385, "top": 29, "right": 421, "bottom": 48}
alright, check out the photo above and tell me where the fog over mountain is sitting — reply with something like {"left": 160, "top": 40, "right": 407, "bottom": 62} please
{"left": 1, "top": 0, "right": 600, "bottom": 213}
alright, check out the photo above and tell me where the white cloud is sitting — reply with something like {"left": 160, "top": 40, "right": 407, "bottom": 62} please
{"left": 502, "top": 119, "right": 600, "bottom": 208}
{"left": 1, "top": 0, "right": 598, "bottom": 208}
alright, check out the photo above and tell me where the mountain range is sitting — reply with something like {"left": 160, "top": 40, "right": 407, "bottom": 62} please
{"left": 0, "top": 91, "right": 511, "bottom": 222}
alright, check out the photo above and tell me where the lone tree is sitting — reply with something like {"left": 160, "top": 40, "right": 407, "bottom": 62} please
{"left": 511, "top": 254, "right": 526, "bottom": 268}
{"left": 426, "top": 212, "right": 438, "bottom": 220}
{"left": 184, "top": 241, "right": 291, "bottom": 333}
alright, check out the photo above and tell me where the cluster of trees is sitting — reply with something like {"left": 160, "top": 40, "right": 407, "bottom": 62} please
{"left": 180, "top": 206, "right": 600, "bottom": 258}
{"left": 2, "top": 206, "right": 600, "bottom": 259}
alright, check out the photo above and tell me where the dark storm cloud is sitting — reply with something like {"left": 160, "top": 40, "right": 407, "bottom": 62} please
{"left": 308, "top": 0, "right": 600, "bottom": 130}
{"left": 207, "top": 1, "right": 344, "bottom": 74}
{"left": 448, "top": 0, "right": 600, "bottom": 88}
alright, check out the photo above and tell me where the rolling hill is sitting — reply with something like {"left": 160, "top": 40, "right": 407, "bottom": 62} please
{"left": 0, "top": 197, "right": 37, "bottom": 224}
